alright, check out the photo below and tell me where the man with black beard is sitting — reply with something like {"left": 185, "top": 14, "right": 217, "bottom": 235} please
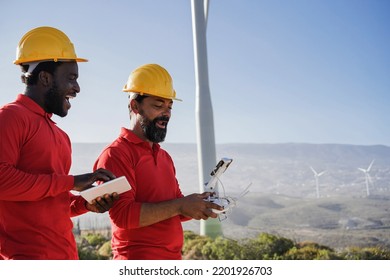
{"left": 93, "top": 63, "right": 222, "bottom": 259}
{"left": 0, "top": 26, "right": 118, "bottom": 260}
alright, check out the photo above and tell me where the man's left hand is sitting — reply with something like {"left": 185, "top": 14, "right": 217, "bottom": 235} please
{"left": 86, "top": 193, "right": 119, "bottom": 213}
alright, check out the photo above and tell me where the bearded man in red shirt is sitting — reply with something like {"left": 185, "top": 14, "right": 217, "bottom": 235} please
{"left": 94, "top": 63, "right": 222, "bottom": 259}
{"left": 0, "top": 26, "right": 118, "bottom": 260}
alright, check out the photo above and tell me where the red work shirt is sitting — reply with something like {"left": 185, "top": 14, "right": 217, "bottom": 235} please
{"left": 0, "top": 94, "right": 87, "bottom": 259}
{"left": 94, "top": 128, "right": 187, "bottom": 259}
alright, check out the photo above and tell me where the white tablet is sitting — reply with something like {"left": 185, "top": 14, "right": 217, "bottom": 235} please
{"left": 80, "top": 176, "right": 131, "bottom": 203}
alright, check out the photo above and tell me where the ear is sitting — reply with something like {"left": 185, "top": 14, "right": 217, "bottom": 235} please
{"left": 38, "top": 71, "right": 52, "bottom": 87}
{"left": 130, "top": 99, "right": 140, "bottom": 114}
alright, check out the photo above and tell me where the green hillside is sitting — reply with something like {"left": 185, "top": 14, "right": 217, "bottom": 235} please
{"left": 221, "top": 193, "right": 390, "bottom": 250}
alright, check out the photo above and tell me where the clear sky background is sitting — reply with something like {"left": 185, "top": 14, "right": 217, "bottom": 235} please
{"left": 1, "top": 0, "right": 389, "bottom": 145}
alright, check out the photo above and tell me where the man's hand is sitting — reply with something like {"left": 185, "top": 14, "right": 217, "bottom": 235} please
{"left": 138, "top": 192, "right": 223, "bottom": 227}
{"left": 179, "top": 192, "right": 223, "bottom": 220}
{"left": 73, "top": 168, "right": 116, "bottom": 192}
{"left": 86, "top": 193, "right": 119, "bottom": 213}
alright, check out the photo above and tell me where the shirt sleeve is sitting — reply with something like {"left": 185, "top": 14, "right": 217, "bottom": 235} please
{"left": 0, "top": 109, "right": 74, "bottom": 201}
{"left": 69, "top": 192, "right": 89, "bottom": 217}
{"left": 93, "top": 146, "right": 142, "bottom": 229}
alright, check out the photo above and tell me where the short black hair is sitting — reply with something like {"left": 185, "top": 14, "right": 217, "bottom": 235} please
{"left": 21, "top": 61, "right": 64, "bottom": 86}
{"left": 128, "top": 93, "right": 148, "bottom": 105}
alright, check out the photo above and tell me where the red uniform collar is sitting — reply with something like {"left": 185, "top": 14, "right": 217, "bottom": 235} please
{"left": 119, "top": 127, "right": 161, "bottom": 151}
{"left": 16, "top": 94, "right": 54, "bottom": 121}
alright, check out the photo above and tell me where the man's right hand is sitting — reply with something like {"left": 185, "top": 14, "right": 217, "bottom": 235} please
{"left": 72, "top": 168, "right": 116, "bottom": 192}
{"left": 179, "top": 192, "right": 223, "bottom": 220}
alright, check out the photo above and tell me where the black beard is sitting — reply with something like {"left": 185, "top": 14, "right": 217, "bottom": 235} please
{"left": 44, "top": 82, "right": 67, "bottom": 117}
{"left": 140, "top": 115, "right": 169, "bottom": 143}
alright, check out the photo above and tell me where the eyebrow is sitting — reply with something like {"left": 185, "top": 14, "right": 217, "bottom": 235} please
{"left": 153, "top": 98, "right": 173, "bottom": 104}
{"left": 69, "top": 72, "right": 79, "bottom": 78}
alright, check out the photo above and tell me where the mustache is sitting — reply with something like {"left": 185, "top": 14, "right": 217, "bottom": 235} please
{"left": 153, "top": 116, "right": 170, "bottom": 123}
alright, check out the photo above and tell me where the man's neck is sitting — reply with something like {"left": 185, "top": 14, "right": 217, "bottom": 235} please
{"left": 24, "top": 88, "right": 46, "bottom": 112}
{"left": 129, "top": 126, "right": 154, "bottom": 148}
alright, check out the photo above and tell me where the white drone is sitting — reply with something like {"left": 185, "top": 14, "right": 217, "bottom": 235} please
{"left": 204, "top": 158, "right": 251, "bottom": 221}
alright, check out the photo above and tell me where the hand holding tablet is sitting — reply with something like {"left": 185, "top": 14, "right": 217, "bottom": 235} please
{"left": 80, "top": 176, "right": 131, "bottom": 203}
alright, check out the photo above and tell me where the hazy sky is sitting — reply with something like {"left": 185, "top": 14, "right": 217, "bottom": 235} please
{"left": 1, "top": 0, "right": 389, "bottom": 145}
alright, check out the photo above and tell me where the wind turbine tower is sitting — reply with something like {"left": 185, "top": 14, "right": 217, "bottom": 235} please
{"left": 310, "top": 166, "right": 326, "bottom": 198}
{"left": 358, "top": 160, "right": 374, "bottom": 197}
{"left": 191, "top": 0, "right": 222, "bottom": 238}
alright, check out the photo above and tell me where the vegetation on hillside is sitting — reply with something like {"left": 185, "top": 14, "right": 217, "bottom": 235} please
{"left": 76, "top": 230, "right": 390, "bottom": 260}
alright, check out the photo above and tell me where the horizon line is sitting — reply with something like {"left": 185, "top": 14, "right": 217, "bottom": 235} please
{"left": 71, "top": 142, "right": 390, "bottom": 147}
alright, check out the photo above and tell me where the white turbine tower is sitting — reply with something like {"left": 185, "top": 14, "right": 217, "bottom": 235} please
{"left": 191, "top": 0, "right": 222, "bottom": 238}
{"left": 310, "top": 166, "right": 326, "bottom": 198}
{"left": 358, "top": 160, "right": 374, "bottom": 197}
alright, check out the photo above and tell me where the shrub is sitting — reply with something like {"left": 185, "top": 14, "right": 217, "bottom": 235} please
{"left": 283, "top": 242, "right": 341, "bottom": 260}
{"left": 182, "top": 231, "right": 212, "bottom": 260}
{"left": 340, "top": 246, "right": 390, "bottom": 260}
{"left": 84, "top": 233, "right": 107, "bottom": 247}
{"left": 77, "top": 233, "right": 110, "bottom": 260}
{"left": 240, "top": 233, "right": 295, "bottom": 260}
{"left": 78, "top": 230, "right": 390, "bottom": 260}
{"left": 201, "top": 236, "right": 242, "bottom": 260}
{"left": 98, "top": 241, "right": 113, "bottom": 259}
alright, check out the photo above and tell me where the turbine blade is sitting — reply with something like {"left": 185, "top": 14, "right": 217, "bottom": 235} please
{"left": 367, "top": 160, "right": 375, "bottom": 172}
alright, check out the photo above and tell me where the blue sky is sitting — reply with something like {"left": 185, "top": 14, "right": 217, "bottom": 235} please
{"left": 1, "top": 0, "right": 389, "bottom": 145}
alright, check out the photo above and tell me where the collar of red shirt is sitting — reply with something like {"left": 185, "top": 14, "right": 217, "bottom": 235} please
{"left": 17, "top": 94, "right": 54, "bottom": 121}
{"left": 119, "top": 127, "right": 161, "bottom": 152}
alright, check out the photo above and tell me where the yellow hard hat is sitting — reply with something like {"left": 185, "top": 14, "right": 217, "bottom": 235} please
{"left": 123, "top": 63, "right": 182, "bottom": 101}
{"left": 14, "top": 26, "right": 87, "bottom": 65}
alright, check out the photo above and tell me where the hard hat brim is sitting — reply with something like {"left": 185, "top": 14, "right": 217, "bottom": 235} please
{"left": 123, "top": 90, "right": 182, "bottom": 102}
{"left": 13, "top": 57, "right": 88, "bottom": 65}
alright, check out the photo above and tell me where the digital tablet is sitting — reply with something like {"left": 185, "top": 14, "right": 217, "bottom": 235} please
{"left": 80, "top": 176, "right": 131, "bottom": 203}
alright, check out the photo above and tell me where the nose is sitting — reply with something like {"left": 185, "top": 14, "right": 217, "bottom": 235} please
{"left": 73, "top": 81, "right": 80, "bottom": 93}
{"left": 162, "top": 106, "right": 171, "bottom": 118}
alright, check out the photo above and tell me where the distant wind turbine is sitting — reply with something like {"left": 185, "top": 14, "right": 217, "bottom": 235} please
{"left": 310, "top": 166, "right": 326, "bottom": 198}
{"left": 358, "top": 160, "right": 374, "bottom": 196}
